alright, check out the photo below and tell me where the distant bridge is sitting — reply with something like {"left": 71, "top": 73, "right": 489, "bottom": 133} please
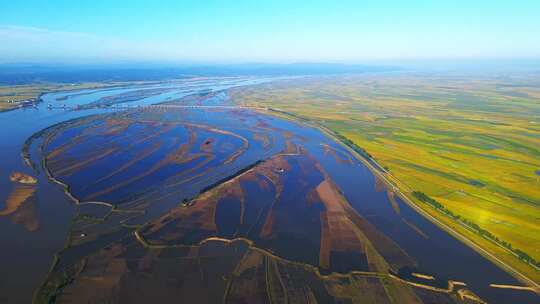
{"left": 47, "top": 103, "right": 268, "bottom": 111}
{"left": 142, "top": 104, "right": 268, "bottom": 110}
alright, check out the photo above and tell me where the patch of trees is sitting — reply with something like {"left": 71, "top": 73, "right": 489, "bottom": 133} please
{"left": 180, "top": 159, "right": 266, "bottom": 208}
{"left": 198, "top": 160, "right": 264, "bottom": 194}
{"left": 514, "top": 249, "right": 539, "bottom": 268}
{"left": 267, "top": 108, "right": 306, "bottom": 121}
{"left": 332, "top": 132, "right": 372, "bottom": 159}
{"left": 412, "top": 191, "right": 540, "bottom": 269}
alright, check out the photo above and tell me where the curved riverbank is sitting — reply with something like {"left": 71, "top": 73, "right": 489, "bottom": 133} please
{"left": 0, "top": 77, "right": 274, "bottom": 303}
{"left": 257, "top": 106, "right": 539, "bottom": 291}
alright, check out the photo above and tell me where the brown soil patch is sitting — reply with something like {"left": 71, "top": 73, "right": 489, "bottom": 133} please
{"left": 0, "top": 185, "right": 36, "bottom": 216}
{"left": 9, "top": 172, "right": 37, "bottom": 185}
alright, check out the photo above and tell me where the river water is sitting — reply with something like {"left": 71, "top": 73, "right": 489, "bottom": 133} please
{"left": 0, "top": 77, "right": 537, "bottom": 304}
{"left": 0, "top": 77, "right": 273, "bottom": 303}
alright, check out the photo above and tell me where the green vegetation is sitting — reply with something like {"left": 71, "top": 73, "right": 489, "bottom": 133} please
{"left": 413, "top": 191, "right": 540, "bottom": 269}
{"left": 34, "top": 258, "right": 85, "bottom": 304}
{"left": 199, "top": 159, "right": 264, "bottom": 193}
{"left": 231, "top": 73, "right": 540, "bottom": 282}
{"left": 331, "top": 131, "right": 373, "bottom": 159}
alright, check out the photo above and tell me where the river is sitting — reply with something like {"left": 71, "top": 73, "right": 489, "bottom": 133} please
{"left": 0, "top": 77, "right": 537, "bottom": 304}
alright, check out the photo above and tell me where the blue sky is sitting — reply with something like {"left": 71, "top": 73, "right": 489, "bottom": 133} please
{"left": 1, "top": 0, "right": 539, "bottom": 63}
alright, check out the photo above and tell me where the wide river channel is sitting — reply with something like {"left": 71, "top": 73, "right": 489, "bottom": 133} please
{"left": 0, "top": 77, "right": 537, "bottom": 303}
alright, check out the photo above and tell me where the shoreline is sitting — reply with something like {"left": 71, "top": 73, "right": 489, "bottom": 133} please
{"left": 0, "top": 81, "right": 163, "bottom": 114}
{"left": 18, "top": 82, "right": 539, "bottom": 302}
{"left": 256, "top": 106, "right": 539, "bottom": 290}
{"left": 24, "top": 87, "right": 539, "bottom": 288}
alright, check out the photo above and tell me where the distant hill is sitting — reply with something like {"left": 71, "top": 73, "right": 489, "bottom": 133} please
{"left": 0, "top": 63, "right": 398, "bottom": 84}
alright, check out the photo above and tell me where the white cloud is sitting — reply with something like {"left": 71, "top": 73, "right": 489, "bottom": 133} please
{"left": 0, "top": 25, "right": 188, "bottom": 63}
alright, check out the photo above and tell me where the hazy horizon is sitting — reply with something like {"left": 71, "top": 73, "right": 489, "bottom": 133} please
{"left": 1, "top": 0, "right": 539, "bottom": 64}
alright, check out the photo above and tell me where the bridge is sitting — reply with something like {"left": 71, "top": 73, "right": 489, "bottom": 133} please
{"left": 46, "top": 103, "right": 268, "bottom": 111}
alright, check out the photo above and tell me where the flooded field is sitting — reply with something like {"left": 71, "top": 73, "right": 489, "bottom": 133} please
{"left": 0, "top": 77, "right": 272, "bottom": 303}
{"left": 1, "top": 78, "right": 538, "bottom": 303}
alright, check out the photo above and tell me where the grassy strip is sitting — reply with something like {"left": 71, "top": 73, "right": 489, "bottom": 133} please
{"left": 412, "top": 191, "right": 540, "bottom": 270}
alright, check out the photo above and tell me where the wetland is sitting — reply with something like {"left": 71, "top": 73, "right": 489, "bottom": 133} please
{"left": 0, "top": 76, "right": 538, "bottom": 303}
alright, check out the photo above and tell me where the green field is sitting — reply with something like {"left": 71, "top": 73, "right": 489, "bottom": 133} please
{"left": 230, "top": 73, "right": 540, "bottom": 282}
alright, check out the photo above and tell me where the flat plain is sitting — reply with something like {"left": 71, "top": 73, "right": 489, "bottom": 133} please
{"left": 230, "top": 72, "right": 540, "bottom": 282}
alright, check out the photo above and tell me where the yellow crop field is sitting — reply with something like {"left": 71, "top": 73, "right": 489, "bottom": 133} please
{"left": 230, "top": 73, "right": 540, "bottom": 281}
